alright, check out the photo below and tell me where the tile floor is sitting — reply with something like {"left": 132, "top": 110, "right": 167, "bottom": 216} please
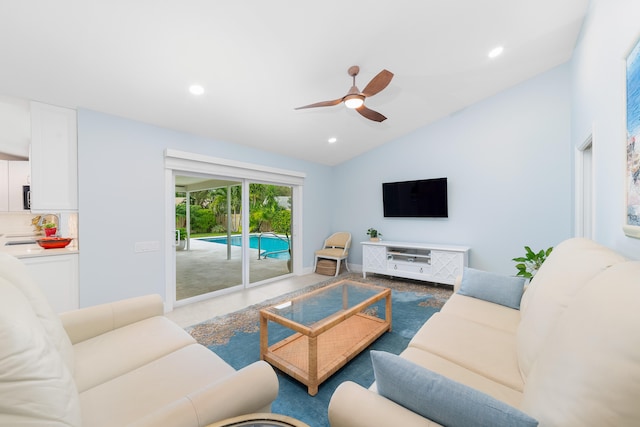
{"left": 166, "top": 272, "right": 329, "bottom": 328}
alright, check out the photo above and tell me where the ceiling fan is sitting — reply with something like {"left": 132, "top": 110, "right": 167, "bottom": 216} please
{"left": 295, "top": 65, "right": 394, "bottom": 122}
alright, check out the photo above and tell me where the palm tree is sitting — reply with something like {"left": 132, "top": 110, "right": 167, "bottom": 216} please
{"left": 249, "top": 184, "right": 281, "bottom": 232}
{"left": 211, "top": 185, "right": 242, "bottom": 231}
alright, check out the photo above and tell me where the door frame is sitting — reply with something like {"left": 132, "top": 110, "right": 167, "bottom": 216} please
{"left": 575, "top": 132, "right": 594, "bottom": 239}
{"left": 164, "top": 149, "right": 305, "bottom": 312}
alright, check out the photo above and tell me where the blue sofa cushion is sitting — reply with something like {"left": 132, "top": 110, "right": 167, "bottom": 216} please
{"left": 458, "top": 267, "right": 526, "bottom": 309}
{"left": 371, "top": 351, "right": 538, "bottom": 427}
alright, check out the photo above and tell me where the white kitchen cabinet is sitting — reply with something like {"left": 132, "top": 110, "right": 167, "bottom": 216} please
{"left": 21, "top": 253, "right": 79, "bottom": 313}
{"left": 8, "top": 160, "right": 29, "bottom": 211}
{"left": 362, "top": 240, "right": 470, "bottom": 286}
{"left": 0, "top": 159, "right": 29, "bottom": 212}
{"left": 30, "top": 101, "right": 78, "bottom": 211}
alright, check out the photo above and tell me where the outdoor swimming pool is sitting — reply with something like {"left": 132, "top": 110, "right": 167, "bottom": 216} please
{"left": 199, "top": 235, "right": 290, "bottom": 260}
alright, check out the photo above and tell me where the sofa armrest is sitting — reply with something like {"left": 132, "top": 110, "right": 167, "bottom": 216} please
{"left": 328, "top": 381, "right": 441, "bottom": 427}
{"left": 60, "top": 294, "right": 164, "bottom": 344}
{"left": 453, "top": 275, "right": 462, "bottom": 293}
{"left": 128, "top": 361, "right": 279, "bottom": 427}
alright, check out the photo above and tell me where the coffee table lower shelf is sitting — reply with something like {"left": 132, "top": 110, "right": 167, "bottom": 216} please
{"left": 262, "top": 313, "right": 390, "bottom": 396}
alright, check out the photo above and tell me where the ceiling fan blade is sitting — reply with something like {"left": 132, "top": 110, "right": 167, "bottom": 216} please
{"left": 361, "top": 69, "right": 394, "bottom": 98}
{"left": 356, "top": 105, "right": 387, "bottom": 122}
{"left": 294, "top": 98, "right": 343, "bottom": 110}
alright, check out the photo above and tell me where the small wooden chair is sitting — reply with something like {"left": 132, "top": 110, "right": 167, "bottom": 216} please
{"left": 314, "top": 232, "right": 351, "bottom": 276}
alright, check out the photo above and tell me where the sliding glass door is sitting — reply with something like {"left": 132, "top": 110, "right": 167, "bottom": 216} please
{"left": 173, "top": 176, "right": 294, "bottom": 303}
{"left": 248, "top": 183, "right": 293, "bottom": 285}
{"left": 175, "top": 176, "right": 243, "bottom": 301}
{"left": 165, "top": 150, "right": 304, "bottom": 309}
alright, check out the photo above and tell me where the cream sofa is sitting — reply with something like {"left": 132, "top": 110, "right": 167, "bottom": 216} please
{"left": 328, "top": 238, "right": 640, "bottom": 426}
{"left": 0, "top": 253, "right": 279, "bottom": 427}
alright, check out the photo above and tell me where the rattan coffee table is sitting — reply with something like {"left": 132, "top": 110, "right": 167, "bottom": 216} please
{"left": 259, "top": 279, "right": 391, "bottom": 395}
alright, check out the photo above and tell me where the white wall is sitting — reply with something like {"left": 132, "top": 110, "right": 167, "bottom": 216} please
{"left": 570, "top": 0, "right": 640, "bottom": 259}
{"left": 77, "top": 110, "right": 333, "bottom": 307}
{"left": 333, "top": 64, "right": 573, "bottom": 274}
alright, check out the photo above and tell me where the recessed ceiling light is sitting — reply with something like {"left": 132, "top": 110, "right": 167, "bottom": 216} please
{"left": 328, "top": 137, "right": 337, "bottom": 144}
{"left": 488, "top": 46, "right": 504, "bottom": 59}
{"left": 189, "top": 84, "right": 205, "bottom": 95}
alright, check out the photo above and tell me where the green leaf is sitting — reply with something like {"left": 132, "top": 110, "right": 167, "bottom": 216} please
{"left": 513, "top": 245, "right": 554, "bottom": 279}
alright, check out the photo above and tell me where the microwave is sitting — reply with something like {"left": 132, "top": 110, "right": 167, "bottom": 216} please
{"left": 22, "top": 185, "right": 30, "bottom": 210}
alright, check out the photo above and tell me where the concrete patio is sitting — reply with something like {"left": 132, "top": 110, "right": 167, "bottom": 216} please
{"left": 176, "top": 238, "right": 291, "bottom": 300}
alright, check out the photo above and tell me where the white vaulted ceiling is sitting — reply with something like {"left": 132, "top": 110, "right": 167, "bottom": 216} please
{"left": 0, "top": 1, "right": 588, "bottom": 165}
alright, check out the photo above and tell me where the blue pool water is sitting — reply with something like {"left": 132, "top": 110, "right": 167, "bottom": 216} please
{"left": 199, "top": 235, "right": 290, "bottom": 260}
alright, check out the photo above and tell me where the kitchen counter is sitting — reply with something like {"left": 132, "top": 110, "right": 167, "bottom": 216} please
{"left": 0, "top": 217, "right": 80, "bottom": 312}
{"left": 0, "top": 242, "right": 79, "bottom": 259}
{"left": 0, "top": 229, "right": 78, "bottom": 259}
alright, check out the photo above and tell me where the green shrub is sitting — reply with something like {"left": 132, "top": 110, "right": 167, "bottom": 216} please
{"left": 176, "top": 228, "right": 187, "bottom": 240}
{"left": 271, "top": 210, "right": 291, "bottom": 234}
{"left": 189, "top": 205, "right": 215, "bottom": 234}
{"left": 211, "top": 224, "right": 226, "bottom": 233}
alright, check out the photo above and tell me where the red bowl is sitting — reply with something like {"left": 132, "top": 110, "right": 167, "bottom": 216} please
{"left": 36, "top": 237, "right": 73, "bottom": 249}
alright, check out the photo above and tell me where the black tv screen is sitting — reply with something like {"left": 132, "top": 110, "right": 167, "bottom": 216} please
{"left": 382, "top": 178, "right": 448, "bottom": 218}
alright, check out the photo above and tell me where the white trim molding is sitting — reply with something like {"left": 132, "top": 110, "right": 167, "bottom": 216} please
{"left": 165, "top": 149, "right": 306, "bottom": 185}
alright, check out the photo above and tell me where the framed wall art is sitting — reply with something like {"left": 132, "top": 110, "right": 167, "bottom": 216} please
{"left": 624, "top": 35, "right": 640, "bottom": 238}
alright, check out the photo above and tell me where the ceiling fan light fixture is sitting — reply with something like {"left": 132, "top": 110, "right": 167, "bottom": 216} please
{"left": 344, "top": 95, "right": 364, "bottom": 109}
{"left": 295, "top": 66, "right": 392, "bottom": 121}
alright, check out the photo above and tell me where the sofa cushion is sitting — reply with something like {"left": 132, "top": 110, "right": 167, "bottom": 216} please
{"left": 329, "top": 381, "right": 444, "bottom": 427}
{"left": 458, "top": 267, "right": 526, "bottom": 309}
{"left": 441, "top": 293, "right": 521, "bottom": 333}
{"left": 80, "top": 345, "right": 279, "bottom": 427}
{"left": 79, "top": 344, "right": 236, "bottom": 427}
{"left": 516, "top": 238, "right": 628, "bottom": 379}
{"left": 0, "top": 253, "right": 75, "bottom": 374}
{"left": 409, "top": 312, "right": 524, "bottom": 391}
{"left": 73, "top": 316, "right": 195, "bottom": 392}
{"left": 521, "top": 261, "right": 640, "bottom": 426}
{"left": 398, "top": 347, "right": 523, "bottom": 408}
{"left": 0, "top": 277, "right": 81, "bottom": 427}
{"left": 371, "top": 351, "right": 538, "bottom": 427}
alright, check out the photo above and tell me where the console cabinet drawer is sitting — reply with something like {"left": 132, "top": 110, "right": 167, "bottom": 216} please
{"left": 388, "top": 261, "right": 430, "bottom": 276}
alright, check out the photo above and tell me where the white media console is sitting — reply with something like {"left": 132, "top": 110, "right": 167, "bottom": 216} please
{"left": 361, "top": 240, "right": 470, "bottom": 286}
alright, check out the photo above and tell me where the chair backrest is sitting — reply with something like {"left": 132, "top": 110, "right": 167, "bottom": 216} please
{"left": 324, "top": 232, "right": 351, "bottom": 251}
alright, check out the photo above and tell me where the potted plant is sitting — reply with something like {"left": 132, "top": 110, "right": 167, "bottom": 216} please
{"left": 512, "top": 246, "right": 553, "bottom": 279}
{"left": 43, "top": 222, "right": 57, "bottom": 237}
{"left": 176, "top": 228, "right": 187, "bottom": 251}
{"left": 367, "top": 227, "right": 382, "bottom": 242}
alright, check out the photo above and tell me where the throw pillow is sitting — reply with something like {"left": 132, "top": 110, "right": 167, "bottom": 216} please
{"left": 458, "top": 267, "right": 526, "bottom": 309}
{"left": 371, "top": 351, "right": 538, "bottom": 427}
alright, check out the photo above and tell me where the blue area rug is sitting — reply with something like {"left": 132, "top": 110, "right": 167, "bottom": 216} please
{"left": 187, "top": 274, "right": 451, "bottom": 427}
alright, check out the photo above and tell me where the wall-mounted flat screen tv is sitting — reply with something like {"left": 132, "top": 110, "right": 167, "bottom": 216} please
{"left": 382, "top": 177, "right": 448, "bottom": 218}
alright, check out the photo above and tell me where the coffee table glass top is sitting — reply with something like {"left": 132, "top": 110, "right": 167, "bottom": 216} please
{"left": 263, "top": 281, "right": 385, "bottom": 327}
